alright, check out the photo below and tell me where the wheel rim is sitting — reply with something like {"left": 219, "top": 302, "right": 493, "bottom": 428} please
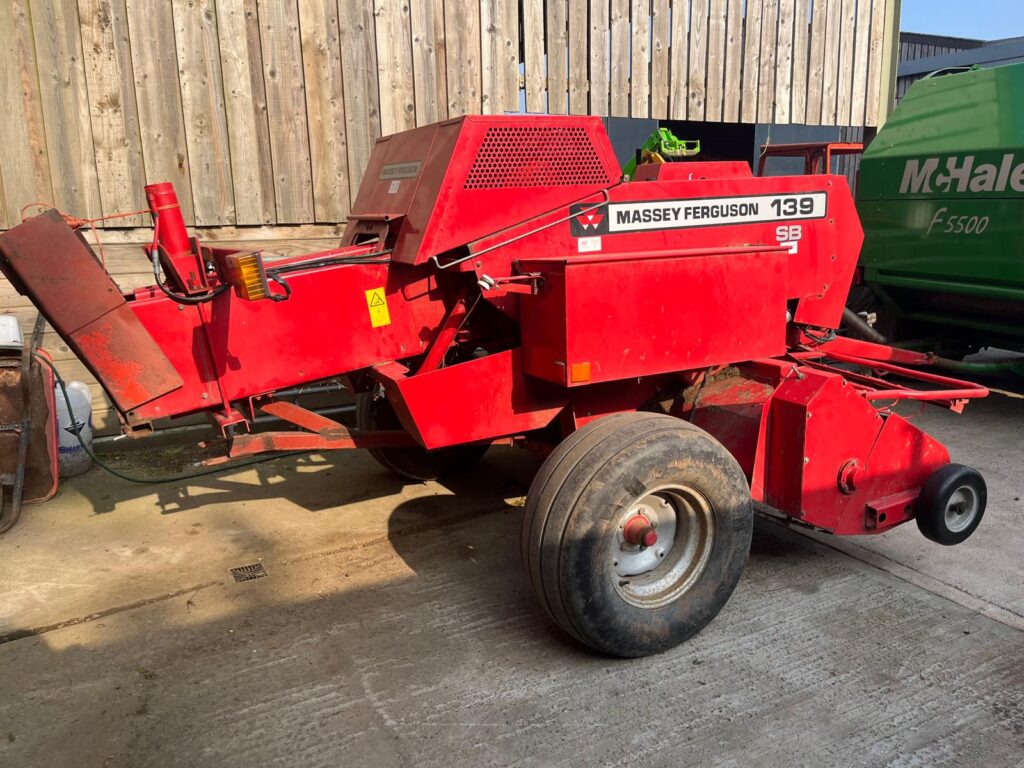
{"left": 612, "top": 484, "right": 716, "bottom": 609}
{"left": 944, "top": 485, "right": 980, "bottom": 533}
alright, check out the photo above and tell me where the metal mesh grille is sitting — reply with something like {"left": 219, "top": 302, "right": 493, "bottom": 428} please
{"left": 464, "top": 126, "right": 609, "bottom": 189}
{"left": 229, "top": 562, "right": 268, "bottom": 582}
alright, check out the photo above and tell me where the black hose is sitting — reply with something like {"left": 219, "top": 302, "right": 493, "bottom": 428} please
{"left": 841, "top": 307, "right": 887, "bottom": 344}
{"left": 266, "top": 271, "right": 292, "bottom": 302}
{"left": 151, "top": 252, "right": 229, "bottom": 305}
{"left": 35, "top": 354, "right": 304, "bottom": 485}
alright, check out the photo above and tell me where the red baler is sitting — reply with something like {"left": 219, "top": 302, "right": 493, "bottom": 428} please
{"left": 0, "top": 116, "right": 989, "bottom": 656}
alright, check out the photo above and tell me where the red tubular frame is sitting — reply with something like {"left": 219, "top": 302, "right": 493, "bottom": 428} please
{"left": 806, "top": 352, "right": 988, "bottom": 402}
{"left": 791, "top": 335, "right": 989, "bottom": 410}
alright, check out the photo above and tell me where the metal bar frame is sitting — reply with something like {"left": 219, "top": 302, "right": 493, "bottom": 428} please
{"left": 791, "top": 333, "right": 989, "bottom": 407}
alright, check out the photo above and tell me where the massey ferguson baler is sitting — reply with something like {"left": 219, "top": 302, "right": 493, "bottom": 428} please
{"left": 0, "top": 116, "right": 989, "bottom": 657}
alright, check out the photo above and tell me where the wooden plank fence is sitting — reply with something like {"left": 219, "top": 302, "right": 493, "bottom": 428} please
{"left": 0, "top": 0, "right": 898, "bottom": 231}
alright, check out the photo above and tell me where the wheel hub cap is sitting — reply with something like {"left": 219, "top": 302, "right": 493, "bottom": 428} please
{"left": 944, "top": 485, "right": 980, "bottom": 533}
{"left": 622, "top": 514, "right": 658, "bottom": 547}
{"left": 612, "top": 485, "right": 716, "bottom": 608}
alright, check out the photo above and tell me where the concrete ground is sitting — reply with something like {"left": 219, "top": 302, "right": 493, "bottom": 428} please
{"left": 0, "top": 394, "right": 1022, "bottom": 767}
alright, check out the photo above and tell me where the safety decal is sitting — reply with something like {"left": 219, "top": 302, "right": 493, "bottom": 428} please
{"left": 365, "top": 287, "right": 391, "bottom": 328}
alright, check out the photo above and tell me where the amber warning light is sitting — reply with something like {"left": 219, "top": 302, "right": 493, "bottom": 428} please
{"left": 225, "top": 251, "right": 271, "bottom": 301}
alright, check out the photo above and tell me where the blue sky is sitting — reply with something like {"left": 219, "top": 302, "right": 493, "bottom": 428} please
{"left": 901, "top": 0, "right": 1024, "bottom": 40}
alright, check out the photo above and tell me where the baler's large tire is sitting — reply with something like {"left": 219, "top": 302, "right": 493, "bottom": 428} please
{"left": 915, "top": 463, "right": 986, "bottom": 545}
{"left": 355, "top": 391, "right": 488, "bottom": 482}
{"left": 521, "top": 412, "right": 753, "bottom": 657}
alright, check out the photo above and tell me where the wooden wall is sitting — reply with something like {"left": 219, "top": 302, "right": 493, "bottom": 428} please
{"left": 0, "top": 0, "right": 898, "bottom": 232}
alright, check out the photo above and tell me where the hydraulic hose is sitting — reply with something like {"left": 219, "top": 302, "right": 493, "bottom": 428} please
{"left": 841, "top": 307, "right": 887, "bottom": 344}
{"left": 34, "top": 353, "right": 303, "bottom": 485}
{"left": 148, "top": 209, "right": 228, "bottom": 305}
{"left": 930, "top": 356, "right": 1024, "bottom": 376}
{"left": 151, "top": 250, "right": 229, "bottom": 305}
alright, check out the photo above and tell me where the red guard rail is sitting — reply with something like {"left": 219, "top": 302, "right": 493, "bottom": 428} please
{"left": 791, "top": 334, "right": 989, "bottom": 408}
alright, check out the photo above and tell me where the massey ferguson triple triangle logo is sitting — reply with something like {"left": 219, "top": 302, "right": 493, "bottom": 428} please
{"left": 569, "top": 204, "right": 609, "bottom": 236}
{"left": 576, "top": 211, "right": 604, "bottom": 230}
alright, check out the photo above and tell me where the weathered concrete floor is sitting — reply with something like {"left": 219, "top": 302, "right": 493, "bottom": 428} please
{"left": 821, "top": 393, "right": 1024, "bottom": 626}
{"left": 1, "top": 396, "right": 1022, "bottom": 767}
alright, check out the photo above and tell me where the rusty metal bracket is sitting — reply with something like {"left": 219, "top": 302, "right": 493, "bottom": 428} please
{"left": 206, "top": 397, "right": 418, "bottom": 463}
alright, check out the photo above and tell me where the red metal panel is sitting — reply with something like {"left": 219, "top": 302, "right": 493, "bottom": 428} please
{"left": 466, "top": 171, "right": 863, "bottom": 332}
{"left": 833, "top": 413, "right": 949, "bottom": 535}
{"left": 760, "top": 366, "right": 951, "bottom": 534}
{"left": 373, "top": 349, "right": 567, "bottom": 450}
{"left": 344, "top": 116, "right": 622, "bottom": 266}
{"left": 125, "top": 289, "right": 220, "bottom": 422}
{"left": 690, "top": 373, "right": 777, "bottom": 478}
{"left": 0, "top": 211, "right": 124, "bottom": 330}
{"left": 519, "top": 247, "right": 788, "bottom": 386}
{"left": 128, "top": 260, "right": 449, "bottom": 422}
{"left": 770, "top": 372, "right": 885, "bottom": 531}
{"left": 345, "top": 121, "right": 452, "bottom": 263}
{"left": 208, "top": 262, "right": 445, "bottom": 400}
{"left": 0, "top": 211, "right": 184, "bottom": 414}
{"left": 763, "top": 371, "right": 880, "bottom": 530}
{"left": 634, "top": 162, "right": 753, "bottom": 181}
{"left": 72, "top": 305, "right": 191, "bottom": 416}
{"left": 565, "top": 377, "right": 666, "bottom": 429}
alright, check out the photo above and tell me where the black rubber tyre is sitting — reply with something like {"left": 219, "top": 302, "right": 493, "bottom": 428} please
{"left": 915, "top": 463, "right": 986, "bottom": 546}
{"left": 521, "top": 412, "right": 753, "bottom": 657}
{"left": 355, "top": 391, "right": 488, "bottom": 482}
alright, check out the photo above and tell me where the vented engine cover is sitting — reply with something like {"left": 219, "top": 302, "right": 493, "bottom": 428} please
{"left": 344, "top": 116, "right": 621, "bottom": 265}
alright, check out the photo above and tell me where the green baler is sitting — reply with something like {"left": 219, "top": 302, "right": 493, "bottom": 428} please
{"left": 856, "top": 63, "right": 1024, "bottom": 352}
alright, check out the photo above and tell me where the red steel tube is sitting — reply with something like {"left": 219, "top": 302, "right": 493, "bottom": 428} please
{"left": 810, "top": 350, "right": 989, "bottom": 402}
{"left": 793, "top": 334, "right": 934, "bottom": 366}
{"left": 145, "top": 182, "right": 191, "bottom": 258}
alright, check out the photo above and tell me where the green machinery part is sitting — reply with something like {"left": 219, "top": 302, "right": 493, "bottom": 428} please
{"left": 623, "top": 128, "right": 701, "bottom": 179}
{"left": 856, "top": 62, "right": 1024, "bottom": 353}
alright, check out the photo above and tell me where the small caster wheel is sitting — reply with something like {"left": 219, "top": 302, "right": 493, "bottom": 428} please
{"left": 915, "top": 463, "right": 986, "bottom": 546}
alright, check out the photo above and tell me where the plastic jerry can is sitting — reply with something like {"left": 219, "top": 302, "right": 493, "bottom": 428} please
{"left": 55, "top": 380, "right": 93, "bottom": 477}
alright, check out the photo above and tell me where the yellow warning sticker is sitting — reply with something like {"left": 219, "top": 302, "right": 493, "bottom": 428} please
{"left": 365, "top": 287, "right": 391, "bottom": 328}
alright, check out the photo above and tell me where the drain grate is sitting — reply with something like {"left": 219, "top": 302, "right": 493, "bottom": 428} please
{"left": 229, "top": 562, "right": 268, "bottom": 583}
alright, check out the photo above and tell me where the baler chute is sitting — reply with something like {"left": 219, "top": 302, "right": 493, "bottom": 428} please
{"left": 0, "top": 115, "right": 989, "bottom": 657}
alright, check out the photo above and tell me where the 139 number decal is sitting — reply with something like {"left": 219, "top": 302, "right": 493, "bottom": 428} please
{"left": 770, "top": 196, "right": 816, "bottom": 217}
